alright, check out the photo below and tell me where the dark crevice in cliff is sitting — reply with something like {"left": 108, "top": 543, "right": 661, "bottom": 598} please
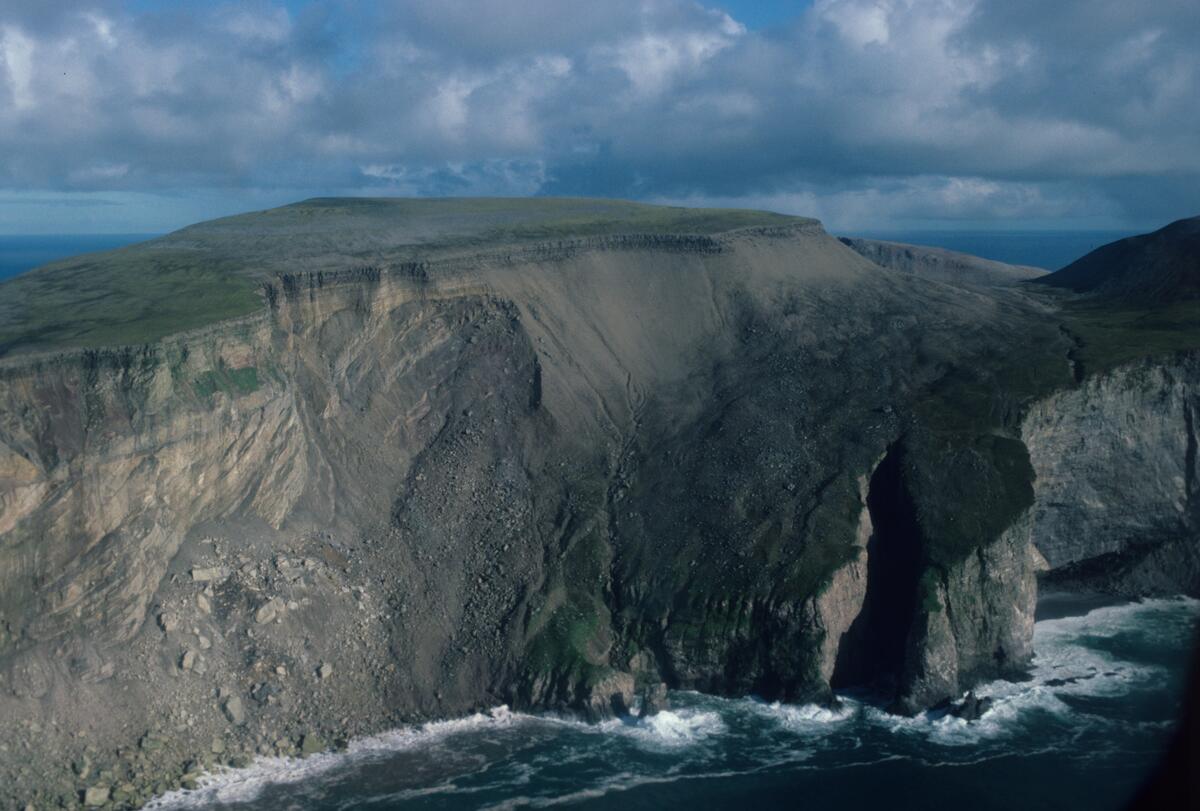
{"left": 1185, "top": 401, "right": 1196, "bottom": 505}
{"left": 1058, "top": 323, "right": 1087, "bottom": 384}
{"left": 832, "top": 443, "right": 923, "bottom": 690}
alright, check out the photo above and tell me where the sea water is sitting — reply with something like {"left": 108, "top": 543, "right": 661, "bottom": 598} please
{"left": 148, "top": 596, "right": 1197, "bottom": 811}
{"left": 0, "top": 234, "right": 159, "bottom": 282}
{"left": 844, "top": 230, "right": 1140, "bottom": 271}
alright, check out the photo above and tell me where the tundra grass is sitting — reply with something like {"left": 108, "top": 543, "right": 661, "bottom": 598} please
{"left": 0, "top": 248, "right": 260, "bottom": 356}
{"left": 1059, "top": 298, "right": 1200, "bottom": 375}
{"left": 0, "top": 198, "right": 804, "bottom": 358}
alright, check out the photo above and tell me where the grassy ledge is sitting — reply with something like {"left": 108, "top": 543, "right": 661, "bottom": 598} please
{"left": 0, "top": 198, "right": 808, "bottom": 359}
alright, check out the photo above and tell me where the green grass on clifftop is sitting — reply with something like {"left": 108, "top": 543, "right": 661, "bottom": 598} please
{"left": 0, "top": 198, "right": 807, "bottom": 359}
{"left": 0, "top": 249, "right": 260, "bottom": 357}
{"left": 1060, "top": 298, "right": 1200, "bottom": 375}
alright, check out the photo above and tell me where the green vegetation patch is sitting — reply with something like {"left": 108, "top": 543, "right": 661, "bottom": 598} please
{"left": 917, "top": 569, "right": 944, "bottom": 614}
{"left": 0, "top": 197, "right": 806, "bottom": 358}
{"left": 280, "top": 197, "right": 807, "bottom": 246}
{"left": 192, "top": 364, "right": 260, "bottom": 401}
{"left": 0, "top": 247, "right": 260, "bottom": 357}
{"left": 1059, "top": 297, "right": 1200, "bottom": 376}
{"left": 776, "top": 481, "right": 867, "bottom": 601}
{"left": 525, "top": 504, "right": 615, "bottom": 684}
{"left": 901, "top": 288, "right": 1197, "bottom": 569}
{"left": 904, "top": 432, "right": 1035, "bottom": 566}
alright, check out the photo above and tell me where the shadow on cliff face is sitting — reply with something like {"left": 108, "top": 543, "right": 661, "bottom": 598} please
{"left": 832, "top": 443, "right": 923, "bottom": 693}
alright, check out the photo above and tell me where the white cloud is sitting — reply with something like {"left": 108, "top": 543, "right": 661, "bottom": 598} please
{"left": 817, "top": 0, "right": 895, "bottom": 46}
{"left": 221, "top": 6, "right": 291, "bottom": 44}
{"left": 0, "top": 25, "right": 35, "bottom": 110}
{"left": 0, "top": 0, "right": 1195, "bottom": 229}
{"left": 68, "top": 163, "right": 130, "bottom": 184}
{"left": 601, "top": 13, "right": 743, "bottom": 97}
{"left": 657, "top": 174, "right": 1126, "bottom": 231}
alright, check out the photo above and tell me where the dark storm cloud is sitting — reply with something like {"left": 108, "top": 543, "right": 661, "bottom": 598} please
{"left": 0, "top": 0, "right": 1196, "bottom": 230}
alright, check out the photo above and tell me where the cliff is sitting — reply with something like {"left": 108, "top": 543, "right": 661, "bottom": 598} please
{"left": 0, "top": 199, "right": 1195, "bottom": 809}
{"left": 1023, "top": 355, "right": 1200, "bottom": 595}
{"left": 838, "top": 236, "right": 1047, "bottom": 287}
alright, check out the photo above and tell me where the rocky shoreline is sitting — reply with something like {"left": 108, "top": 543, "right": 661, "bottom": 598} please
{"left": 1, "top": 208, "right": 1196, "bottom": 809}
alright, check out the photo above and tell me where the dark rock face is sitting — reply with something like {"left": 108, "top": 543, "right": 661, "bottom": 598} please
{"left": 0, "top": 209, "right": 1194, "bottom": 808}
{"left": 1036, "top": 215, "right": 1200, "bottom": 302}
{"left": 839, "top": 237, "right": 1046, "bottom": 286}
{"left": 948, "top": 691, "right": 993, "bottom": 721}
{"left": 831, "top": 443, "right": 923, "bottom": 690}
{"left": 638, "top": 682, "right": 669, "bottom": 717}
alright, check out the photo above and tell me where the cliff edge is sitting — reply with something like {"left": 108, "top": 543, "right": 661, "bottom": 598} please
{"left": 0, "top": 199, "right": 1195, "bottom": 809}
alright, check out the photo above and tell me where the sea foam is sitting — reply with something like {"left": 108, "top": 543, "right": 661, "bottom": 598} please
{"left": 146, "top": 597, "right": 1199, "bottom": 808}
{"left": 145, "top": 706, "right": 527, "bottom": 809}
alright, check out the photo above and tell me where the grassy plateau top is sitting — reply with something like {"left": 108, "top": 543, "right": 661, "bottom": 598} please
{"left": 0, "top": 197, "right": 809, "bottom": 358}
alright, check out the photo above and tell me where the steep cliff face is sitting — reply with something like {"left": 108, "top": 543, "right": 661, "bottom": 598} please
{"left": 1023, "top": 353, "right": 1200, "bottom": 595}
{"left": 0, "top": 201, "right": 1193, "bottom": 808}
{"left": 0, "top": 324, "right": 306, "bottom": 656}
{"left": 883, "top": 350, "right": 1200, "bottom": 713}
{"left": 839, "top": 237, "right": 1047, "bottom": 286}
{"left": 896, "top": 512, "right": 1039, "bottom": 713}
{"left": 0, "top": 225, "right": 953, "bottom": 806}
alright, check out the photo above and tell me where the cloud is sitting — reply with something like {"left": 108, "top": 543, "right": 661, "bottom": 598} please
{"left": 0, "top": 0, "right": 1196, "bottom": 231}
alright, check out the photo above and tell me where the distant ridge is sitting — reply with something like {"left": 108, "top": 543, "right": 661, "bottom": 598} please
{"left": 839, "top": 237, "right": 1046, "bottom": 287}
{"left": 1037, "top": 216, "right": 1200, "bottom": 303}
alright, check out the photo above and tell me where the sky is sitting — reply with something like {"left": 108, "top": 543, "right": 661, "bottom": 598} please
{"left": 0, "top": 0, "right": 1197, "bottom": 234}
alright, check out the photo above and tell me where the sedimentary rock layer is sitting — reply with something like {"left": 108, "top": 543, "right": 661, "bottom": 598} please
{"left": 0, "top": 214, "right": 1193, "bottom": 808}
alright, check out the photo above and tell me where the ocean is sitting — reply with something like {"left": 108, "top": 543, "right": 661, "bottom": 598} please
{"left": 844, "top": 230, "right": 1140, "bottom": 271}
{"left": 0, "top": 234, "right": 160, "bottom": 282}
{"left": 147, "top": 596, "right": 1198, "bottom": 811}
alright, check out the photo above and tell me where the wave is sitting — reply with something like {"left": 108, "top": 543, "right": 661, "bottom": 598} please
{"left": 144, "top": 707, "right": 527, "bottom": 809}
{"left": 146, "top": 705, "right": 731, "bottom": 808}
{"left": 594, "top": 707, "right": 727, "bottom": 749}
{"left": 856, "top": 596, "right": 1199, "bottom": 748}
{"left": 1034, "top": 595, "right": 1199, "bottom": 650}
{"left": 146, "top": 596, "right": 1198, "bottom": 808}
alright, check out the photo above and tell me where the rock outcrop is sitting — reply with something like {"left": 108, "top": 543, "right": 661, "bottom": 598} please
{"left": 839, "top": 236, "right": 1046, "bottom": 286}
{"left": 1023, "top": 354, "right": 1200, "bottom": 595}
{"left": 896, "top": 511, "right": 1039, "bottom": 713}
{"left": 0, "top": 199, "right": 1195, "bottom": 808}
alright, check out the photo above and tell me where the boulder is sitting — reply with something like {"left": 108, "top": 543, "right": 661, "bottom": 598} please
{"left": 579, "top": 670, "right": 635, "bottom": 721}
{"left": 638, "top": 682, "right": 669, "bottom": 718}
{"left": 950, "top": 691, "right": 994, "bottom": 721}
{"left": 191, "top": 567, "right": 227, "bottom": 583}
{"left": 299, "top": 733, "right": 325, "bottom": 757}
{"left": 83, "top": 785, "right": 109, "bottom": 807}
{"left": 222, "top": 696, "right": 245, "bottom": 725}
{"left": 255, "top": 598, "right": 285, "bottom": 625}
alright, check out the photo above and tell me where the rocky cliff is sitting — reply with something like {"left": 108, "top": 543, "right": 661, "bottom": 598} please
{"left": 839, "top": 236, "right": 1047, "bottom": 286}
{"left": 0, "top": 199, "right": 1194, "bottom": 809}
{"left": 1023, "top": 354, "right": 1200, "bottom": 595}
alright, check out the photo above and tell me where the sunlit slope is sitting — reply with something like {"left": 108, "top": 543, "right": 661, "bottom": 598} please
{"left": 0, "top": 197, "right": 808, "bottom": 357}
